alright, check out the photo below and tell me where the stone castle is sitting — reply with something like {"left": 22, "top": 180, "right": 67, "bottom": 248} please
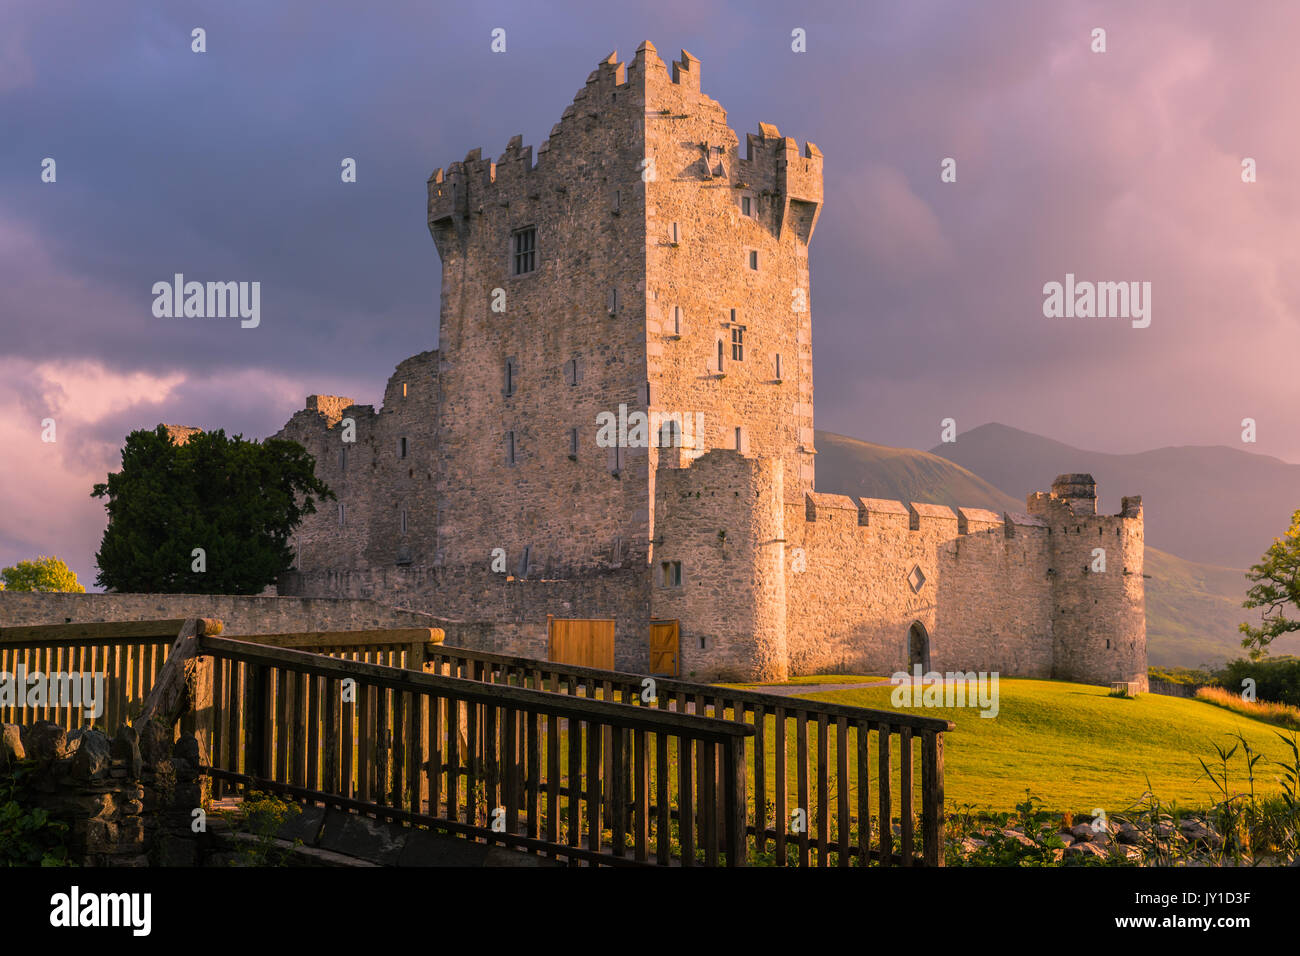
{"left": 271, "top": 43, "right": 1147, "bottom": 688}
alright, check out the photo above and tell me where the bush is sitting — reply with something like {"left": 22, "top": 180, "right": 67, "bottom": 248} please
{"left": 1217, "top": 657, "right": 1300, "bottom": 708}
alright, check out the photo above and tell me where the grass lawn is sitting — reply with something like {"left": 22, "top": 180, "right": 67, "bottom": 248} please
{"left": 799, "top": 678, "right": 1299, "bottom": 813}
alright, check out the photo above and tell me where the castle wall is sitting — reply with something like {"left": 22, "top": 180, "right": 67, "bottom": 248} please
{"left": 281, "top": 565, "right": 650, "bottom": 670}
{"left": 0, "top": 592, "right": 446, "bottom": 636}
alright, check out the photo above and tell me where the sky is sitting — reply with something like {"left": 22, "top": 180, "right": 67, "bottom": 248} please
{"left": 1, "top": 0, "right": 1297, "bottom": 589}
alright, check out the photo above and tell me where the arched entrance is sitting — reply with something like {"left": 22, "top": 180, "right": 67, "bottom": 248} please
{"left": 908, "top": 621, "right": 931, "bottom": 672}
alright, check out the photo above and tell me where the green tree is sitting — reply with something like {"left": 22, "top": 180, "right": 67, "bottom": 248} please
{"left": 0, "top": 556, "right": 85, "bottom": 592}
{"left": 91, "top": 425, "right": 333, "bottom": 594}
{"left": 1241, "top": 508, "right": 1300, "bottom": 658}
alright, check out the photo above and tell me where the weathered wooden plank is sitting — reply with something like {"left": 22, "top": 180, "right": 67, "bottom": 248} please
{"left": 922, "top": 730, "right": 945, "bottom": 867}
{"left": 724, "top": 738, "right": 747, "bottom": 867}
{"left": 816, "top": 712, "right": 829, "bottom": 867}
{"left": 586, "top": 718, "right": 602, "bottom": 855}
{"left": 774, "top": 704, "right": 787, "bottom": 866}
{"left": 226, "top": 627, "right": 444, "bottom": 650}
{"left": 837, "top": 715, "right": 849, "bottom": 867}
{"left": 878, "top": 722, "right": 892, "bottom": 867}
{"left": 679, "top": 736, "right": 694, "bottom": 866}
{"left": 655, "top": 730, "right": 669, "bottom": 866}
{"left": 0, "top": 618, "right": 222, "bottom": 643}
{"left": 857, "top": 720, "right": 870, "bottom": 867}
{"left": 796, "top": 710, "right": 810, "bottom": 867}
{"left": 899, "top": 726, "right": 914, "bottom": 865}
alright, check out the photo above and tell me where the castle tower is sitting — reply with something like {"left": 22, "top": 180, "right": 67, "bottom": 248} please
{"left": 1028, "top": 475, "right": 1147, "bottom": 691}
{"left": 425, "top": 43, "right": 823, "bottom": 579}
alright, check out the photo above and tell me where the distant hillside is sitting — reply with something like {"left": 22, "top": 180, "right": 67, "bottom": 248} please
{"left": 928, "top": 422, "right": 1299, "bottom": 569}
{"left": 815, "top": 431, "right": 1021, "bottom": 514}
{"left": 814, "top": 429, "right": 1299, "bottom": 669}
{"left": 1143, "top": 548, "right": 1300, "bottom": 668}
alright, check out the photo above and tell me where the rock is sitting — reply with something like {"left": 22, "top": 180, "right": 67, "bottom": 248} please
{"left": 1000, "top": 828, "right": 1036, "bottom": 848}
{"left": 173, "top": 734, "right": 201, "bottom": 768}
{"left": 112, "top": 725, "right": 142, "bottom": 778}
{"left": 23, "top": 721, "right": 67, "bottom": 761}
{"left": 69, "top": 730, "right": 112, "bottom": 781}
{"left": 1065, "top": 841, "right": 1108, "bottom": 859}
{"left": 1111, "top": 844, "right": 1143, "bottom": 861}
{"left": 139, "top": 721, "right": 173, "bottom": 766}
{"left": 1117, "top": 821, "right": 1144, "bottom": 844}
{"left": 1070, "top": 823, "right": 1095, "bottom": 842}
{"left": 1179, "top": 819, "right": 1222, "bottom": 848}
{"left": 0, "top": 724, "right": 24, "bottom": 767}
{"left": 1055, "top": 831, "right": 1075, "bottom": 847}
{"left": 959, "top": 836, "right": 986, "bottom": 853}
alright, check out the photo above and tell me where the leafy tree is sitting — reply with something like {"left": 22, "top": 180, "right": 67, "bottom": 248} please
{"left": 0, "top": 556, "right": 84, "bottom": 593}
{"left": 1241, "top": 508, "right": 1300, "bottom": 657}
{"left": 91, "top": 425, "right": 333, "bottom": 594}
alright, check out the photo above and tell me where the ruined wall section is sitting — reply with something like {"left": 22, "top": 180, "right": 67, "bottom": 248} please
{"left": 273, "top": 350, "right": 439, "bottom": 571}
{"left": 640, "top": 43, "right": 822, "bottom": 529}
{"left": 427, "top": 50, "right": 653, "bottom": 580}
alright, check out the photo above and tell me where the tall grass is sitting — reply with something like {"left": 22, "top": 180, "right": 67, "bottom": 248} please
{"left": 1196, "top": 686, "right": 1300, "bottom": 731}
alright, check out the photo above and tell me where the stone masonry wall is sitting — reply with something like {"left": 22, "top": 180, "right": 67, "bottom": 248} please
{"left": 0, "top": 720, "right": 206, "bottom": 867}
{"left": 427, "top": 49, "right": 652, "bottom": 579}
{"left": 0, "top": 592, "right": 448, "bottom": 636}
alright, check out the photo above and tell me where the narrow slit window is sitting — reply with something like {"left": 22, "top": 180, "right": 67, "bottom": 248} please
{"left": 400, "top": 509, "right": 408, "bottom": 534}
{"left": 749, "top": 250, "right": 758, "bottom": 270}
{"left": 505, "top": 357, "right": 516, "bottom": 397}
{"left": 338, "top": 502, "right": 346, "bottom": 527}
{"left": 775, "top": 353, "right": 782, "bottom": 380}
{"left": 716, "top": 340, "right": 724, "bottom": 373}
{"left": 569, "top": 427, "right": 579, "bottom": 459}
{"left": 506, "top": 431, "right": 516, "bottom": 465}
{"left": 672, "top": 306, "right": 682, "bottom": 336}
{"left": 398, "top": 436, "right": 408, "bottom": 459}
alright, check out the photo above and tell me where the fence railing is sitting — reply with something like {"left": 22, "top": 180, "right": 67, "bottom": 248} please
{"left": 426, "top": 645, "right": 953, "bottom": 866}
{"left": 199, "top": 635, "right": 756, "bottom": 866}
{"left": 0, "top": 618, "right": 221, "bottom": 733}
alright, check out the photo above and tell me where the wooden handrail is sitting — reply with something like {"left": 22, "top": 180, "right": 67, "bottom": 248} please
{"left": 201, "top": 636, "right": 753, "bottom": 742}
{"left": 428, "top": 644, "right": 954, "bottom": 733}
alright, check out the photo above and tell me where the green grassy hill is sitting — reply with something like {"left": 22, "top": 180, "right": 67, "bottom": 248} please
{"left": 804, "top": 679, "right": 1298, "bottom": 812}
{"left": 814, "top": 428, "right": 1300, "bottom": 668}
{"left": 815, "top": 431, "right": 1021, "bottom": 514}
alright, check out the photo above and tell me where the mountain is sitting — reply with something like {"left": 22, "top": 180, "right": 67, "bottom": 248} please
{"left": 928, "top": 422, "right": 1299, "bottom": 569}
{"left": 815, "top": 432, "right": 1021, "bottom": 514}
{"left": 813, "top": 428, "right": 1299, "bottom": 668}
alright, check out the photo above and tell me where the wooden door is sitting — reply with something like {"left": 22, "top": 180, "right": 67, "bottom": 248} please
{"left": 649, "top": 620, "right": 679, "bottom": 676}
{"left": 547, "top": 617, "right": 615, "bottom": 670}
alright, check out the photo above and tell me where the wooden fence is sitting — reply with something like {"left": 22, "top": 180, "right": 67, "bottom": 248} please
{"left": 199, "top": 634, "right": 755, "bottom": 865}
{"left": 427, "top": 644, "right": 953, "bottom": 866}
{"left": 0, "top": 619, "right": 219, "bottom": 733}
{"left": 0, "top": 617, "right": 953, "bottom": 866}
